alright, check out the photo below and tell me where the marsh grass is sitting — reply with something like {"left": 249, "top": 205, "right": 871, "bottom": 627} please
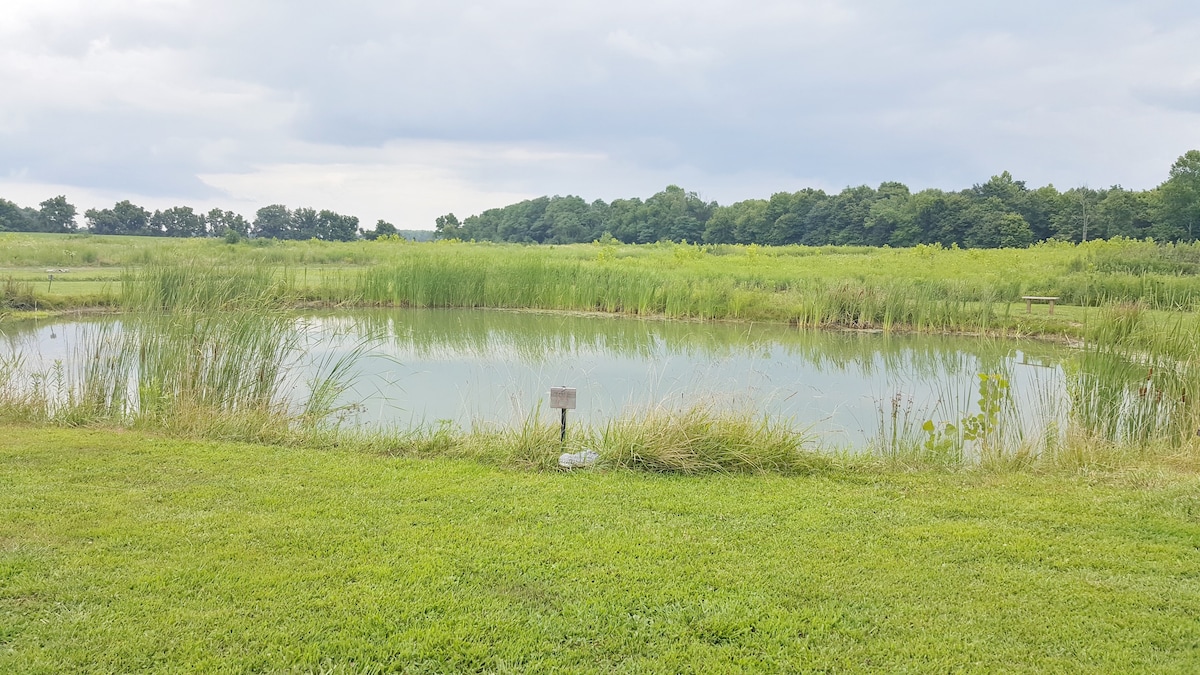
{"left": 0, "top": 263, "right": 363, "bottom": 443}
{"left": 1, "top": 276, "right": 41, "bottom": 311}
{"left": 598, "top": 403, "right": 828, "bottom": 474}
{"left": 359, "top": 403, "right": 828, "bottom": 475}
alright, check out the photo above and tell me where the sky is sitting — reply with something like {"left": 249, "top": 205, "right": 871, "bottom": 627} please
{"left": 2, "top": 0, "right": 1199, "bottom": 230}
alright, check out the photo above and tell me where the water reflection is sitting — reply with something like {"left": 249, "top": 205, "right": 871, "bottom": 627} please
{"left": 1, "top": 309, "right": 1071, "bottom": 448}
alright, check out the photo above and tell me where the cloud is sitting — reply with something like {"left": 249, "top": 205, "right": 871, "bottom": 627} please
{"left": 2, "top": 0, "right": 1199, "bottom": 226}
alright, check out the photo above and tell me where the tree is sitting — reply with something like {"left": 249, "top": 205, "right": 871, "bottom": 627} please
{"left": 362, "top": 219, "right": 398, "bottom": 240}
{"left": 85, "top": 200, "right": 151, "bottom": 235}
{"left": 290, "top": 207, "right": 320, "bottom": 240}
{"left": 702, "top": 205, "right": 738, "bottom": 244}
{"left": 151, "top": 206, "right": 204, "bottom": 237}
{"left": 317, "top": 209, "right": 358, "bottom": 241}
{"left": 964, "top": 198, "right": 1033, "bottom": 248}
{"left": 205, "top": 209, "right": 249, "bottom": 237}
{"left": 434, "top": 213, "right": 461, "bottom": 239}
{"left": 1160, "top": 150, "right": 1200, "bottom": 241}
{"left": 0, "top": 198, "right": 36, "bottom": 232}
{"left": 828, "top": 185, "right": 877, "bottom": 245}
{"left": 1051, "top": 187, "right": 1102, "bottom": 242}
{"left": 37, "top": 196, "right": 77, "bottom": 233}
{"left": 863, "top": 183, "right": 912, "bottom": 246}
{"left": 252, "top": 205, "right": 292, "bottom": 239}
{"left": 1095, "top": 188, "right": 1153, "bottom": 240}
{"left": 543, "top": 196, "right": 590, "bottom": 243}
{"left": 644, "top": 185, "right": 713, "bottom": 243}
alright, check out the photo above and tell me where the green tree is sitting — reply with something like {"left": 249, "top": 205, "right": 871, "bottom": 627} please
{"left": 644, "top": 185, "right": 713, "bottom": 243}
{"left": 1160, "top": 150, "right": 1200, "bottom": 241}
{"left": 37, "top": 196, "right": 77, "bottom": 233}
{"left": 252, "top": 205, "right": 292, "bottom": 239}
{"left": 731, "top": 199, "right": 770, "bottom": 244}
{"left": 205, "top": 209, "right": 249, "bottom": 237}
{"left": 362, "top": 219, "right": 398, "bottom": 240}
{"left": 543, "top": 196, "right": 590, "bottom": 244}
{"left": 1095, "top": 187, "right": 1153, "bottom": 240}
{"left": 434, "top": 213, "right": 461, "bottom": 240}
{"left": 292, "top": 207, "right": 320, "bottom": 240}
{"left": 85, "top": 200, "right": 151, "bottom": 235}
{"left": 151, "top": 206, "right": 204, "bottom": 237}
{"left": 702, "top": 205, "right": 738, "bottom": 244}
{"left": 0, "top": 198, "right": 36, "bottom": 232}
{"left": 317, "top": 210, "right": 358, "bottom": 242}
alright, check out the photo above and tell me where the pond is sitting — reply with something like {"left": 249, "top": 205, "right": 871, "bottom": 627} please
{"left": 1, "top": 308, "right": 1070, "bottom": 449}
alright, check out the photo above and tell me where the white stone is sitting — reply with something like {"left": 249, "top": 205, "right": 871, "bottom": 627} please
{"left": 558, "top": 449, "right": 599, "bottom": 469}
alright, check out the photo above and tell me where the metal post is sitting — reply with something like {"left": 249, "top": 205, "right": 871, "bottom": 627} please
{"left": 560, "top": 408, "right": 567, "bottom": 442}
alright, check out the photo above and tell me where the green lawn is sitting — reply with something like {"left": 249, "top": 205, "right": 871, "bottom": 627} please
{"left": 2, "top": 426, "right": 1198, "bottom": 672}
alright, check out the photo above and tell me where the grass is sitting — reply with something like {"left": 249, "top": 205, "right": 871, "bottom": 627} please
{"left": 1, "top": 425, "right": 1198, "bottom": 672}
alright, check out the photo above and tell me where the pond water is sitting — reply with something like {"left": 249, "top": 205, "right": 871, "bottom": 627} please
{"left": 1, "top": 309, "right": 1070, "bottom": 448}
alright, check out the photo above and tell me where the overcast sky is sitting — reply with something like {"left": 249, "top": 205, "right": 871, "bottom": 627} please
{"left": 2, "top": 0, "right": 1199, "bottom": 230}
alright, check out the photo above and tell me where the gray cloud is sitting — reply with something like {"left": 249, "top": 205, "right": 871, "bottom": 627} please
{"left": 2, "top": 0, "right": 1199, "bottom": 226}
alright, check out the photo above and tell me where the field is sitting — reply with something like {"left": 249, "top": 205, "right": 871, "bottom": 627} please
{"left": 4, "top": 233, "right": 1200, "bottom": 670}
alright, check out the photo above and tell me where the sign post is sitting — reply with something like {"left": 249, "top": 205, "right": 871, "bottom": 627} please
{"left": 549, "top": 386, "right": 576, "bottom": 442}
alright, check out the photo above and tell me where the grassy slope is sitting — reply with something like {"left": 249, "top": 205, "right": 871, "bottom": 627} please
{"left": 2, "top": 426, "right": 1198, "bottom": 672}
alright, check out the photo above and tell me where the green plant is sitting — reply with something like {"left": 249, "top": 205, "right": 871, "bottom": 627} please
{"left": 920, "top": 373, "right": 1012, "bottom": 462}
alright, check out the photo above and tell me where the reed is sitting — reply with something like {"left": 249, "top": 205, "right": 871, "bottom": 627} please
{"left": 2, "top": 264, "right": 359, "bottom": 442}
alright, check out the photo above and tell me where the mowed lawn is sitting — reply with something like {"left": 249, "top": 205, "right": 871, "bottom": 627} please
{"left": 1, "top": 427, "right": 1198, "bottom": 673}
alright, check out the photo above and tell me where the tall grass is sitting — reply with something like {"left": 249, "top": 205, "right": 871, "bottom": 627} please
{"left": 1, "top": 277, "right": 41, "bottom": 311}
{"left": 598, "top": 403, "right": 827, "bottom": 474}
{"left": 0, "top": 263, "right": 359, "bottom": 442}
{"left": 366, "top": 402, "right": 830, "bottom": 474}
{"left": 354, "top": 247, "right": 1002, "bottom": 331}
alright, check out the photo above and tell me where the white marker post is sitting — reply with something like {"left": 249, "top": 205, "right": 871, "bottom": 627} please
{"left": 549, "top": 386, "right": 576, "bottom": 442}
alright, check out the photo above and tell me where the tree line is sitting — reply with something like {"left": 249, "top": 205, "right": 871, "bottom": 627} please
{"left": 3, "top": 150, "right": 1198, "bottom": 248}
{"left": 0, "top": 198, "right": 396, "bottom": 242}
{"left": 436, "top": 151, "right": 1200, "bottom": 247}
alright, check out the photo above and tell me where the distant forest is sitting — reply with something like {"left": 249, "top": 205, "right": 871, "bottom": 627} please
{"left": 2, "top": 151, "right": 1198, "bottom": 248}
{"left": 436, "top": 151, "right": 1200, "bottom": 247}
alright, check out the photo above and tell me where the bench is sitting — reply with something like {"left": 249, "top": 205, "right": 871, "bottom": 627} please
{"left": 1022, "top": 296, "right": 1059, "bottom": 315}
